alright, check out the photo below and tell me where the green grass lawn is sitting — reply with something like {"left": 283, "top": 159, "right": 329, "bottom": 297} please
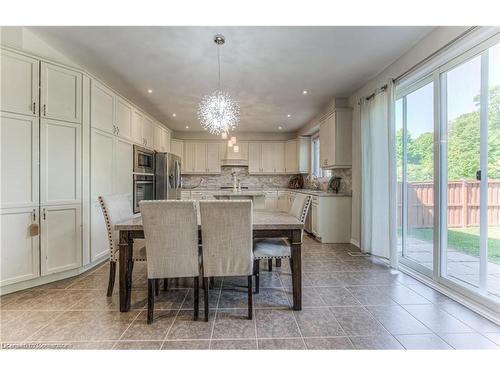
{"left": 407, "top": 226, "right": 500, "bottom": 263}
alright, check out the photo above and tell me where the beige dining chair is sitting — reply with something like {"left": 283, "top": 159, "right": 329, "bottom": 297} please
{"left": 199, "top": 200, "right": 254, "bottom": 321}
{"left": 253, "top": 194, "right": 311, "bottom": 293}
{"left": 99, "top": 194, "right": 147, "bottom": 297}
{"left": 140, "top": 200, "right": 200, "bottom": 324}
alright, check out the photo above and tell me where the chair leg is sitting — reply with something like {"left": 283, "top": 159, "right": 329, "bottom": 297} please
{"left": 107, "top": 261, "right": 116, "bottom": 297}
{"left": 163, "top": 278, "right": 168, "bottom": 291}
{"left": 276, "top": 259, "right": 282, "bottom": 267}
{"left": 209, "top": 277, "right": 215, "bottom": 289}
{"left": 247, "top": 275, "right": 253, "bottom": 320}
{"left": 155, "top": 279, "right": 160, "bottom": 296}
{"left": 127, "top": 260, "right": 134, "bottom": 293}
{"left": 147, "top": 279, "right": 155, "bottom": 324}
{"left": 253, "top": 259, "right": 260, "bottom": 294}
{"left": 203, "top": 277, "right": 209, "bottom": 322}
{"left": 193, "top": 276, "right": 199, "bottom": 321}
{"left": 268, "top": 259, "right": 273, "bottom": 272}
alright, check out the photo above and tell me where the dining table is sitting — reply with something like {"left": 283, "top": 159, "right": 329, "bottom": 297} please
{"left": 114, "top": 209, "right": 304, "bottom": 312}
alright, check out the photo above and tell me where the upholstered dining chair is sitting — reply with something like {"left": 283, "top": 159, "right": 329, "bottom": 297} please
{"left": 98, "top": 194, "right": 147, "bottom": 297}
{"left": 199, "top": 200, "right": 254, "bottom": 321}
{"left": 253, "top": 194, "right": 311, "bottom": 293}
{"left": 140, "top": 200, "right": 200, "bottom": 324}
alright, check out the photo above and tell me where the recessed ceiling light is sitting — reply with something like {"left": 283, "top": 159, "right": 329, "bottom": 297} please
{"left": 287, "top": 114, "right": 291, "bottom": 118}
{"left": 147, "top": 89, "right": 153, "bottom": 94}
{"left": 302, "top": 90, "right": 308, "bottom": 95}
{"left": 185, "top": 125, "right": 189, "bottom": 129}
{"left": 172, "top": 113, "right": 176, "bottom": 117}
{"left": 278, "top": 125, "right": 283, "bottom": 130}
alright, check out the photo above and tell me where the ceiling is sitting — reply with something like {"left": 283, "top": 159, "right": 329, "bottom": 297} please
{"left": 30, "top": 26, "right": 433, "bottom": 133}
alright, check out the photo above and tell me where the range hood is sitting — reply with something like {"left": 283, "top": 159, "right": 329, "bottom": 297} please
{"left": 221, "top": 143, "right": 248, "bottom": 166}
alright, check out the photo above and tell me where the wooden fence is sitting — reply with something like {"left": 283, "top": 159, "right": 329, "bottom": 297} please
{"left": 397, "top": 180, "right": 500, "bottom": 228}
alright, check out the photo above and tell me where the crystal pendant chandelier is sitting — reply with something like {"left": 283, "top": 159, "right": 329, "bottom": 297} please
{"left": 198, "top": 34, "right": 240, "bottom": 135}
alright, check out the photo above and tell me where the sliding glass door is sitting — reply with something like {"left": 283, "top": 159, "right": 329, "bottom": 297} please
{"left": 440, "top": 41, "right": 500, "bottom": 302}
{"left": 397, "top": 35, "right": 500, "bottom": 308}
{"left": 397, "top": 79, "right": 435, "bottom": 276}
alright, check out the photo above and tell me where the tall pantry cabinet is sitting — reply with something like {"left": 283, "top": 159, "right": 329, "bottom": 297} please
{"left": 0, "top": 48, "right": 82, "bottom": 287}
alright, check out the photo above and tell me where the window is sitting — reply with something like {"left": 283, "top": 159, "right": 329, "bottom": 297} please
{"left": 311, "top": 134, "right": 332, "bottom": 179}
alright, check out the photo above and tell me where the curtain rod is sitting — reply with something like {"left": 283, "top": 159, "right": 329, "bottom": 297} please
{"left": 393, "top": 26, "right": 478, "bottom": 83}
{"left": 358, "top": 84, "right": 387, "bottom": 105}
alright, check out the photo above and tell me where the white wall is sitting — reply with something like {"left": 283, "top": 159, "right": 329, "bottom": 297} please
{"left": 348, "top": 26, "right": 469, "bottom": 245}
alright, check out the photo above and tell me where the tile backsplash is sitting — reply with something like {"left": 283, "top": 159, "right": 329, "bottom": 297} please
{"left": 181, "top": 167, "right": 351, "bottom": 194}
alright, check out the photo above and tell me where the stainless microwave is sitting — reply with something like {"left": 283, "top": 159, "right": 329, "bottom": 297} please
{"left": 133, "top": 145, "right": 154, "bottom": 174}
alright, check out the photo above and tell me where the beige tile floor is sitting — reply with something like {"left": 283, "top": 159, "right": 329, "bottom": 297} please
{"left": 1, "top": 235, "right": 499, "bottom": 350}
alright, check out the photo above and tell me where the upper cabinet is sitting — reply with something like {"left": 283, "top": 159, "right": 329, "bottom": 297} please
{"left": 171, "top": 139, "right": 184, "bottom": 159}
{"left": 183, "top": 141, "right": 221, "bottom": 174}
{"left": 40, "top": 62, "right": 82, "bottom": 123}
{"left": 142, "top": 116, "right": 155, "bottom": 149}
{"left": 285, "top": 137, "right": 310, "bottom": 174}
{"left": 91, "top": 80, "right": 114, "bottom": 134}
{"left": 131, "top": 109, "right": 144, "bottom": 144}
{"left": 114, "top": 96, "right": 132, "bottom": 140}
{"left": 320, "top": 108, "right": 352, "bottom": 168}
{"left": 248, "top": 142, "right": 285, "bottom": 174}
{"left": 0, "top": 49, "right": 39, "bottom": 117}
{"left": 154, "top": 125, "right": 171, "bottom": 153}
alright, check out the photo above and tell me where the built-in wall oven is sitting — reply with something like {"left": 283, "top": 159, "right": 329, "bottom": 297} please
{"left": 133, "top": 173, "right": 154, "bottom": 214}
{"left": 133, "top": 145, "right": 155, "bottom": 213}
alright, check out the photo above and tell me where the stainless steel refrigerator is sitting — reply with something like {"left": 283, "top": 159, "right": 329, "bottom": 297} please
{"left": 155, "top": 152, "right": 182, "bottom": 200}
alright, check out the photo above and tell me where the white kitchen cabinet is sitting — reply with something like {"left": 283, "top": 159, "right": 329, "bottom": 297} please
{"left": 248, "top": 142, "right": 262, "bottom": 173}
{"left": 285, "top": 140, "right": 297, "bottom": 173}
{"left": 90, "top": 129, "right": 133, "bottom": 261}
{"left": 0, "top": 113, "right": 39, "bottom": 209}
{"left": 113, "top": 138, "right": 133, "bottom": 197}
{"left": 171, "top": 139, "right": 183, "bottom": 159}
{"left": 311, "top": 195, "right": 351, "bottom": 243}
{"left": 142, "top": 116, "right": 155, "bottom": 149}
{"left": 91, "top": 80, "right": 115, "bottom": 134}
{"left": 40, "top": 205, "right": 81, "bottom": 275}
{"left": 183, "top": 142, "right": 220, "bottom": 174}
{"left": 90, "top": 129, "right": 114, "bottom": 201}
{"left": 131, "top": 109, "right": 144, "bottom": 145}
{"left": 114, "top": 96, "right": 132, "bottom": 140}
{"left": 40, "top": 119, "right": 81, "bottom": 206}
{"left": 320, "top": 109, "right": 352, "bottom": 168}
{"left": 311, "top": 197, "right": 319, "bottom": 237}
{"left": 206, "top": 143, "right": 220, "bottom": 173}
{"left": 0, "top": 207, "right": 40, "bottom": 286}
{"left": 40, "top": 62, "right": 82, "bottom": 123}
{"left": 297, "top": 137, "right": 311, "bottom": 173}
{"left": 249, "top": 142, "right": 285, "bottom": 174}
{"left": 0, "top": 49, "right": 39, "bottom": 117}
{"left": 194, "top": 143, "right": 206, "bottom": 173}
{"left": 154, "top": 125, "right": 171, "bottom": 152}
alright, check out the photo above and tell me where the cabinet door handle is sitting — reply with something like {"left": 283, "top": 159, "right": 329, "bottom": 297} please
{"left": 32, "top": 209, "right": 36, "bottom": 221}
{"left": 32, "top": 102, "right": 36, "bottom": 115}
{"left": 42, "top": 208, "right": 46, "bottom": 220}
{"left": 43, "top": 104, "right": 46, "bottom": 116}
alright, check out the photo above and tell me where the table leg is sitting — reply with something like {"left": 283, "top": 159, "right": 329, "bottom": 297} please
{"left": 119, "top": 230, "right": 133, "bottom": 312}
{"left": 290, "top": 229, "right": 302, "bottom": 311}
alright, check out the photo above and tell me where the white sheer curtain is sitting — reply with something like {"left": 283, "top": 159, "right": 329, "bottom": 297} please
{"left": 360, "top": 83, "right": 397, "bottom": 265}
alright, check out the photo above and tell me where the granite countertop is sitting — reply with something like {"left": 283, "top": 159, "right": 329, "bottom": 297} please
{"left": 182, "top": 187, "right": 351, "bottom": 197}
{"left": 211, "top": 191, "right": 265, "bottom": 196}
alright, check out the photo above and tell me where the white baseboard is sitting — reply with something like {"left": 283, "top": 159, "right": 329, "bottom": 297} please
{"left": 399, "top": 264, "right": 500, "bottom": 326}
{"left": 350, "top": 238, "right": 360, "bottom": 248}
{"left": 0, "top": 257, "right": 108, "bottom": 296}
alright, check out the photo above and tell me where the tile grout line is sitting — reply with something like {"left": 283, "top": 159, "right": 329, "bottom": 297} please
{"left": 111, "top": 308, "right": 143, "bottom": 349}
{"left": 160, "top": 288, "right": 190, "bottom": 349}
{"left": 208, "top": 278, "right": 223, "bottom": 349}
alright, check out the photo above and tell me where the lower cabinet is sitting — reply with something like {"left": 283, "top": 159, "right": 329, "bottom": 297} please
{"left": 265, "top": 191, "right": 278, "bottom": 210}
{"left": 277, "top": 191, "right": 289, "bottom": 211}
{"left": 40, "top": 205, "right": 81, "bottom": 275}
{"left": 311, "top": 198, "right": 320, "bottom": 237}
{"left": 0, "top": 207, "right": 40, "bottom": 286}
